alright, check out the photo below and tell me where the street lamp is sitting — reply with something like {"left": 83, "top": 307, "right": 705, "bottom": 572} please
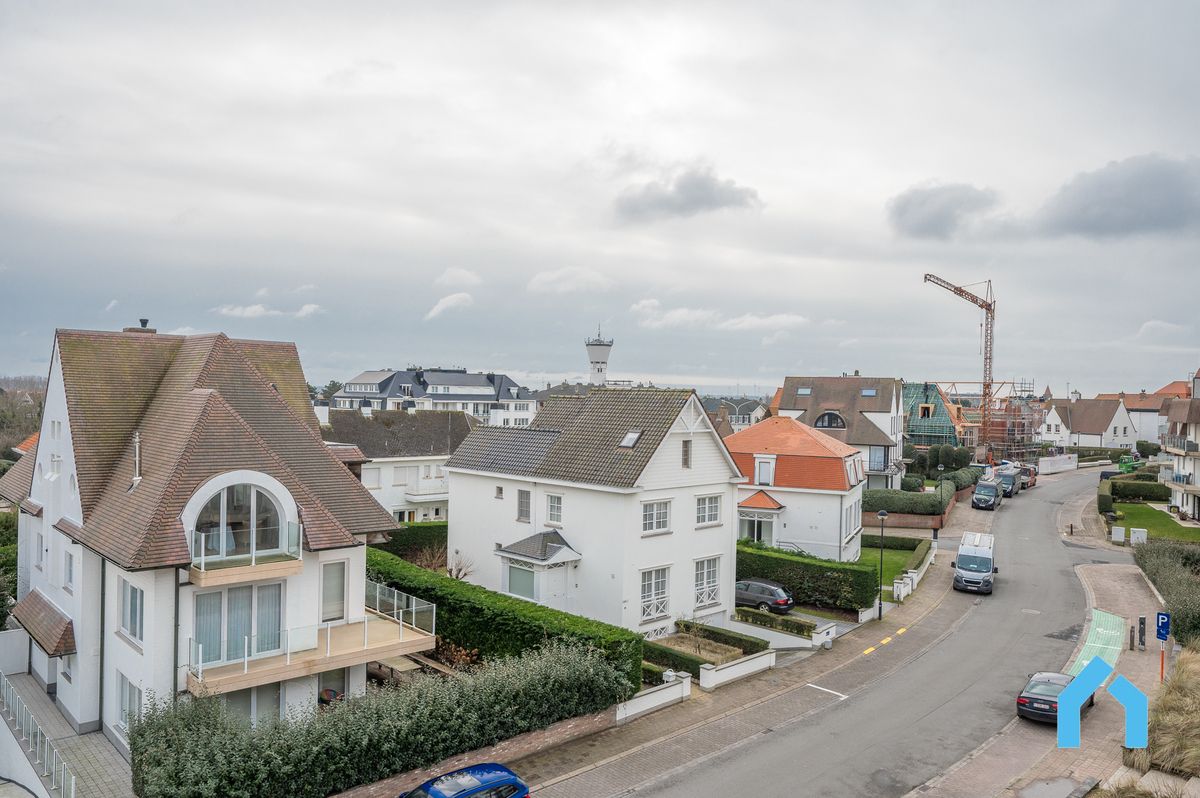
{"left": 877, "top": 510, "right": 888, "bottom": 621}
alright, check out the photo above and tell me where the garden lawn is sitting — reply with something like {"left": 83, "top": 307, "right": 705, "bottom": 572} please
{"left": 857, "top": 546, "right": 912, "bottom": 597}
{"left": 1116, "top": 503, "right": 1200, "bottom": 543}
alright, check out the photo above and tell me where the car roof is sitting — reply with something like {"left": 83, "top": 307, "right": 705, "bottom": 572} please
{"left": 741, "top": 577, "right": 786, "bottom": 589}
{"left": 420, "top": 764, "right": 519, "bottom": 796}
{"left": 1028, "top": 672, "right": 1072, "bottom": 685}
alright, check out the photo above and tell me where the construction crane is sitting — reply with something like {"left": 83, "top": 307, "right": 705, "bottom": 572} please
{"left": 924, "top": 274, "right": 995, "bottom": 455}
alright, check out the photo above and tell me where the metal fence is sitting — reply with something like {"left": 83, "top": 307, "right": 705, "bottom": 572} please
{"left": 0, "top": 670, "right": 77, "bottom": 797}
{"left": 365, "top": 579, "right": 437, "bottom": 636}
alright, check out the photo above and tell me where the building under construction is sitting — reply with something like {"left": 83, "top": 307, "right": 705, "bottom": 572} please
{"left": 937, "top": 379, "right": 1044, "bottom": 465}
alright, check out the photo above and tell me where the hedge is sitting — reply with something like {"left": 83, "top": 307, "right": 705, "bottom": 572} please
{"left": 902, "top": 539, "right": 933, "bottom": 572}
{"left": 674, "top": 619, "right": 769, "bottom": 655}
{"left": 643, "top": 640, "right": 708, "bottom": 678}
{"left": 862, "top": 481, "right": 956, "bottom": 515}
{"left": 371, "top": 522, "right": 449, "bottom": 561}
{"left": 736, "top": 541, "right": 877, "bottom": 610}
{"left": 937, "top": 466, "right": 984, "bottom": 491}
{"left": 641, "top": 661, "right": 667, "bottom": 686}
{"left": 874, "top": 534, "right": 922, "bottom": 551}
{"left": 1110, "top": 481, "right": 1171, "bottom": 501}
{"left": 1098, "top": 479, "right": 1114, "bottom": 514}
{"left": 130, "top": 642, "right": 629, "bottom": 798}
{"left": 1136, "top": 441, "right": 1162, "bottom": 459}
{"left": 734, "top": 607, "right": 817, "bottom": 637}
{"left": 1133, "top": 539, "right": 1200, "bottom": 646}
{"left": 900, "top": 476, "right": 924, "bottom": 493}
{"left": 366, "top": 548, "right": 643, "bottom": 691}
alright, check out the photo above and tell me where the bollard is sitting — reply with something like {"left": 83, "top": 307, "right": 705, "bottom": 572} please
{"left": 1139, "top": 616, "right": 1146, "bottom": 651}
{"left": 1130, "top": 626, "right": 1136, "bottom": 651}
{"left": 1069, "top": 523, "right": 1074, "bottom": 536}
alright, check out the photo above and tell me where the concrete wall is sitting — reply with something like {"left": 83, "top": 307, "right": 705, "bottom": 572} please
{"left": 1039, "top": 454, "right": 1079, "bottom": 474}
{"left": 0, "top": 717, "right": 52, "bottom": 798}
{"left": 698, "top": 649, "right": 775, "bottom": 691}
{"left": 0, "top": 629, "right": 30, "bottom": 674}
{"left": 615, "top": 674, "right": 692, "bottom": 723}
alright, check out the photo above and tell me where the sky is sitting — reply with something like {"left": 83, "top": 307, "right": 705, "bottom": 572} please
{"left": 1, "top": 1, "right": 1198, "bottom": 398}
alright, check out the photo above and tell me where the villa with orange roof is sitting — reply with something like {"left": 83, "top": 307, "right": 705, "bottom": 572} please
{"left": 724, "top": 416, "right": 866, "bottom": 562}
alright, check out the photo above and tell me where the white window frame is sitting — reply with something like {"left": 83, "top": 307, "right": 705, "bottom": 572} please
{"left": 35, "top": 532, "right": 44, "bottom": 569}
{"left": 320, "top": 560, "right": 348, "bottom": 623}
{"left": 194, "top": 581, "right": 286, "bottom": 665}
{"left": 506, "top": 562, "right": 536, "bottom": 600}
{"left": 755, "top": 458, "right": 774, "bottom": 486}
{"left": 694, "top": 557, "right": 720, "bottom": 608}
{"left": 361, "top": 467, "right": 381, "bottom": 489}
{"left": 60, "top": 653, "right": 74, "bottom": 683}
{"left": 63, "top": 550, "right": 74, "bottom": 591}
{"left": 681, "top": 439, "right": 692, "bottom": 469}
{"left": 495, "top": 486, "right": 504, "bottom": 499}
{"left": 695, "top": 495, "right": 721, "bottom": 526}
{"left": 517, "top": 489, "right": 531, "bottom": 522}
{"left": 546, "top": 494, "right": 563, "bottom": 525}
{"left": 120, "top": 578, "right": 144, "bottom": 643}
{"left": 116, "top": 671, "right": 142, "bottom": 736}
{"left": 642, "top": 500, "right": 671, "bottom": 534}
{"left": 640, "top": 567, "right": 670, "bottom": 622}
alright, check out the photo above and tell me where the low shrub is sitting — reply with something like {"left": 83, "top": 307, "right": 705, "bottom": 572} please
{"left": 130, "top": 642, "right": 629, "bottom": 798}
{"left": 1098, "top": 480, "right": 1114, "bottom": 514}
{"left": 641, "top": 661, "right": 667, "bottom": 686}
{"left": 1065, "top": 445, "right": 1136, "bottom": 460}
{"left": 1136, "top": 441, "right": 1162, "bottom": 459}
{"left": 736, "top": 541, "right": 877, "bottom": 610}
{"left": 874, "top": 535, "right": 922, "bottom": 551}
{"left": 902, "top": 539, "right": 933, "bottom": 572}
{"left": 643, "top": 640, "right": 708, "bottom": 678}
{"left": 937, "top": 466, "right": 983, "bottom": 491}
{"left": 371, "top": 522, "right": 449, "bottom": 561}
{"left": 862, "top": 481, "right": 956, "bottom": 515}
{"left": 734, "top": 607, "right": 817, "bottom": 637}
{"left": 1133, "top": 539, "right": 1200, "bottom": 646}
{"left": 1111, "top": 481, "right": 1171, "bottom": 502}
{"left": 0, "top": 510, "right": 15, "bottom": 547}
{"left": 900, "top": 475, "right": 924, "bottom": 493}
{"left": 674, "top": 619, "right": 769, "bottom": 655}
{"left": 1122, "top": 645, "right": 1200, "bottom": 779}
{"left": 367, "top": 548, "right": 643, "bottom": 691}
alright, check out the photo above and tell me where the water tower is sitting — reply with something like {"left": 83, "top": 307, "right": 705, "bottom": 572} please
{"left": 585, "top": 328, "right": 613, "bottom": 386}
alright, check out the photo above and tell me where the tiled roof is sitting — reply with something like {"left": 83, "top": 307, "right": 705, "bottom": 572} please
{"left": 772, "top": 376, "right": 899, "bottom": 447}
{"left": 1156, "top": 380, "right": 1193, "bottom": 398}
{"left": 725, "top": 418, "right": 860, "bottom": 492}
{"left": 12, "top": 589, "right": 76, "bottom": 657}
{"left": 448, "top": 388, "right": 700, "bottom": 489}
{"left": 739, "top": 490, "right": 783, "bottom": 510}
{"left": 323, "top": 410, "right": 476, "bottom": 459}
{"left": 1095, "top": 392, "right": 1168, "bottom": 412}
{"left": 498, "top": 529, "right": 579, "bottom": 562}
{"left": 6, "top": 329, "right": 397, "bottom": 570}
{"left": 1165, "top": 398, "right": 1200, "bottom": 425}
{"left": 1047, "top": 398, "right": 1121, "bottom": 435}
{"left": 12, "top": 432, "right": 39, "bottom": 456}
{"left": 707, "top": 412, "right": 735, "bottom": 439}
{"left": 0, "top": 443, "right": 37, "bottom": 507}
{"left": 327, "top": 443, "right": 368, "bottom": 465}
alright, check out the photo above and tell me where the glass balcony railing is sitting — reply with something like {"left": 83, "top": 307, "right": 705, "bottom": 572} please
{"left": 190, "top": 521, "right": 302, "bottom": 571}
{"left": 1163, "top": 434, "right": 1200, "bottom": 453}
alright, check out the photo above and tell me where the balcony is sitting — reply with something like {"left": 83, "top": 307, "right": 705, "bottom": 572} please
{"left": 186, "top": 580, "right": 435, "bottom": 696}
{"left": 1162, "top": 434, "right": 1200, "bottom": 455}
{"left": 404, "top": 480, "right": 449, "bottom": 503}
{"left": 866, "top": 458, "right": 902, "bottom": 475}
{"left": 189, "top": 523, "right": 303, "bottom": 587}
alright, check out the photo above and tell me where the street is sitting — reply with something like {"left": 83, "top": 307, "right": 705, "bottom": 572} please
{"left": 540, "top": 468, "right": 1132, "bottom": 798}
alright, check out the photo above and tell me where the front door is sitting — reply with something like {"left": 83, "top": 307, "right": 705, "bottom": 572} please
{"left": 543, "top": 566, "right": 568, "bottom": 610}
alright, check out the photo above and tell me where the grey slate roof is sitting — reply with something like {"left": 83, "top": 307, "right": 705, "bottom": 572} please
{"left": 333, "top": 368, "right": 534, "bottom": 403}
{"left": 498, "top": 529, "right": 578, "bottom": 561}
{"left": 446, "top": 387, "right": 697, "bottom": 488}
{"left": 323, "top": 410, "right": 476, "bottom": 459}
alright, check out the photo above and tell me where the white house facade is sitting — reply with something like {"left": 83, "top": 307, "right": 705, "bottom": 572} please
{"left": 332, "top": 368, "right": 536, "bottom": 426}
{"left": 1161, "top": 375, "right": 1200, "bottom": 519}
{"left": 445, "top": 388, "right": 743, "bottom": 638}
{"left": 1040, "top": 397, "right": 1137, "bottom": 449}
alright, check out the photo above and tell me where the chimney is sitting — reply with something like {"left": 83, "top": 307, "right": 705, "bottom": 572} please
{"left": 123, "top": 318, "right": 157, "bottom": 334}
{"left": 1193, "top": 369, "right": 1200, "bottom": 399}
{"left": 717, "top": 405, "right": 730, "bottom": 423}
{"left": 853, "top": 369, "right": 860, "bottom": 377}
{"left": 133, "top": 431, "right": 142, "bottom": 483}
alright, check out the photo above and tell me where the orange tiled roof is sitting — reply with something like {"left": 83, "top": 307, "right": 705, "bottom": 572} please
{"left": 1156, "top": 380, "right": 1193, "bottom": 398}
{"left": 739, "top": 490, "right": 784, "bottom": 510}
{"left": 12, "top": 432, "right": 38, "bottom": 456}
{"left": 725, "top": 416, "right": 860, "bottom": 491}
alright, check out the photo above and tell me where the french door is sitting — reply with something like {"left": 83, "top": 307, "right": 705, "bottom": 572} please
{"left": 195, "top": 583, "right": 283, "bottom": 665}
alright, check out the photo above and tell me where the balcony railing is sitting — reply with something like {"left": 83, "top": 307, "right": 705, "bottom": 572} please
{"left": 694, "top": 585, "right": 720, "bottom": 607}
{"left": 1163, "top": 434, "right": 1200, "bottom": 454}
{"left": 0, "top": 670, "right": 76, "bottom": 797}
{"left": 365, "top": 579, "right": 437, "bottom": 635}
{"left": 1172, "top": 472, "right": 1195, "bottom": 486}
{"left": 190, "top": 522, "right": 302, "bottom": 571}
{"left": 641, "top": 596, "right": 669, "bottom": 621}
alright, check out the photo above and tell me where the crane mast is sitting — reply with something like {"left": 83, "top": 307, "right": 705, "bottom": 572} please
{"left": 923, "top": 274, "right": 996, "bottom": 455}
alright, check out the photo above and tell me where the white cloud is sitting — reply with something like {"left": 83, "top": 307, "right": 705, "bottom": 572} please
{"left": 294, "top": 303, "right": 323, "bottom": 319}
{"left": 424, "top": 292, "right": 474, "bottom": 320}
{"left": 434, "top": 268, "right": 482, "bottom": 288}
{"left": 1133, "top": 319, "right": 1190, "bottom": 340}
{"left": 167, "top": 326, "right": 200, "bottom": 335}
{"left": 837, "top": 338, "right": 860, "bottom": 348}
{"left": 210, "top": 303, "right": 322, "bottom": 319}
{"left": 254, "top": 287, "right": 269, "bottom": 298}
{"left": 629, "top": 299, "right": 721, "bottom": 329}
{"left": 717, "top": 313, "right": 808, "bottom": 332}
{"left": 294, "top": 283, "right": 316, "bottom": 293}
{"left": 104, "top": 299, "right": 118, "bottom": 312}
{"left": 527, "top": 267, "right": 614, "bottom": 294}
{"left": 760, "top": 329, "right": 792, "bottom": 346}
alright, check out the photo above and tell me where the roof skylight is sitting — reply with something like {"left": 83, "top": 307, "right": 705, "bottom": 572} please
{"left": 619, "top": 430, "right": 643, "bottom": 448}
{"left": 796, "top": 387, "right": 812, "bottom": 396}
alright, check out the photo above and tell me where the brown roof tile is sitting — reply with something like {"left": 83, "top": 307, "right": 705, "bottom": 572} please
{"left": 773, "top": 376, "right": 900, "bottom": 447}
{"left": 323, "top": 410, "right": 475, "bottom": 459}
{"left": 1047, "top": 398, "right": 1122, "bottom": 435}
{"left": 12, "top": 589, "right": 76, "bottom": 657}
{"left": 0, "top": 443, "right": 37, "bottom": 507}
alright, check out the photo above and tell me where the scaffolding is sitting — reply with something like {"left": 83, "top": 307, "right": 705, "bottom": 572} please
{"left": 931, "top": 379, "right": 1044, "bottom": 465}
{"left": 902, "top": 381, "right": 961, "bottom": 449}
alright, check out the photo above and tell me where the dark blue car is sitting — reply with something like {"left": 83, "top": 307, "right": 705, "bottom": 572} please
{"left": 400, "top": 764, "right": 530, "bottom": 798}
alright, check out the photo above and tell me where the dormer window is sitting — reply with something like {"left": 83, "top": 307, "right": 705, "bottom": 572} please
{"left": 814, "top": 412, "right": 846, "bottom": 429}
{"left": 619, "top": 430, "right": 643, "bottom": 448}
{"left": 192, "top": 485, "right": 287, "bottom": 567}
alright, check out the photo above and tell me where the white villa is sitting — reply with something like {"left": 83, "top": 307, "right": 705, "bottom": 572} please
{"left": 330, "top": 368, "right": 536, "bottom": 427}
{"left": 1041, "top": 395, "right": 1137, "bottom": 449}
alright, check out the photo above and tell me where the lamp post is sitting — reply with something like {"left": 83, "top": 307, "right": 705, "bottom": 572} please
{"left": 877, "top": 510, "right": 888, "bottom": 621}
{"left": 934, "top": 464, "right": 944, "bottom": 556}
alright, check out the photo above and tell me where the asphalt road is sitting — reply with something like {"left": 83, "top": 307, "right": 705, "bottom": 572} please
{"left": 634, "top": 468, "right": 1130, "bottom": 798}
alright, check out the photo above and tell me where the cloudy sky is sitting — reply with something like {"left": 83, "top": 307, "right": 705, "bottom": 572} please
{"left": 2, "top": 2, "right": 1198, "bottom": 397}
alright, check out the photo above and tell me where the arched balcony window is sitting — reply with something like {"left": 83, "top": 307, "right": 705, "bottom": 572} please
{"left": 191, "top": 485, "right": 299, "bottom": 569}
{"left": 814, "top": 412, "right": 847, "bottom": 429}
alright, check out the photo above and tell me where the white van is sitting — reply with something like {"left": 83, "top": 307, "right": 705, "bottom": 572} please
{"left": 952, "top": 532, "right": 997, "bottom": 594}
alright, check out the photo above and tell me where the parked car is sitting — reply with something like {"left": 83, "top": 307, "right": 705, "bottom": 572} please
{"left": 401, "top": 764, "right": 530, "bottom": 798}
{"left": 1016, "top": 672, "right": 1094, "bottom": 724}
{"left": 998, "top": 470, "right": 1021, "bottom": 497}
{"left": 735, "top": 578, "right": 795, "bottom": 614}
{"left": 1019, "top": 465, "right": 1038, "bottom": 489}
{"left": 952, "top": 532, "right": 997, "bottom": 594}
{"left": 971, "top": 480, "right": 1003, "bottom": 511}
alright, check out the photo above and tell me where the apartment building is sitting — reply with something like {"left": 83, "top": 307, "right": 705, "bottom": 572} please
{"left": 1161, "top": 372, "right": 1200, "bottom": 519}
{"left": 331, "top": 368, "right": 536, "bottom": 426}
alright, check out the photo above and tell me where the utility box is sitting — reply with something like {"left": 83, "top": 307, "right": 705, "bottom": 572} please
{"left": 1130, "top": 528, "right": 1148, "bottom": 545}
{"left": 1112, "top": 526, "right": 1126, "bottom": 545}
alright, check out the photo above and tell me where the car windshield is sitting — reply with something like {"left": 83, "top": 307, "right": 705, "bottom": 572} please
{"left": 976, "top": 485, "right": 997, "bottom": 497}
{"left": 1025, "top": 680, "right": 1066, "bottom": 698}
{"left": 957, "top": 554, "right": 992, "bottom": 573}
{"left": 407, "top": 791, "right": 432, "bottom": 798}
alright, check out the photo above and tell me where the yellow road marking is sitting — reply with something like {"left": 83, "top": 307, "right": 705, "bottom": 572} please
{"left": 880, "top": 637, "right": 892, "bottom": 645}
{"left": 863, "top": 646, "right": 876, "bottom": 655}
{"left": 896, "top": 627, "right": 907, "bottom": 635}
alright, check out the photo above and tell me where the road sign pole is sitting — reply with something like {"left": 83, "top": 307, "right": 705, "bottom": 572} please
{"left": 1161, "top": 641, "right": 1166, "bottom": 683}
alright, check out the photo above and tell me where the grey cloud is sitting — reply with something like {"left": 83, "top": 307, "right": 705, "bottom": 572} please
{"left": 1036, "top": 154, "right": 1200, "bottom": 237}
{"left": 887, "top": 183, "right": 998, "bottom": 239}
{"left": 614, "top": 166, "right": 761, "bottom": 223}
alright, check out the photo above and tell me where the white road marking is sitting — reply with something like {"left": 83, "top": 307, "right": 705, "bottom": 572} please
{"left": 806, "top": 683, "right": 849, "bottom": 700}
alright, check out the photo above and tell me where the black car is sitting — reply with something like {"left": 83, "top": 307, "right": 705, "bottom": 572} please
{"left": 734, "top": 579, "right": 795, "bottom": 614}
{"left": 1016, "top": 671, "right": 1094, "bottom": 723}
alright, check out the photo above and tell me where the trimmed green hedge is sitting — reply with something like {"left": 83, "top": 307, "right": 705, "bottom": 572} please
{"left": 1137, "top": 441, "right": 1162, "bottom": 459}
{"left": 900, "top": 476, "right": 924, "bottom": 493}
{"left": 734, "top": 607, "right": 817, "bottom": 637}
{"left": 1134, "top": 539, "right": 1200, "bottom": 645}
{"left": 674, "top": 619, "right": 769, "bottom": 655}
{"left": 1098, "top": 479, "right": 1114, "bottom": 514}
{"left": 937, "top": 466, "right": 984, "bottom": 491}
{"left": 862, "top": 481, "right": 956, "bottom": 515}
{"left": 875, "top": 534, "right": 922, "bottom": 551}
{"left": 366, "top": 548, "right": 643, "bottom": 690}
{"left": 641, "top": 661, "right": 667, "bottom": 686}
{"left": 643, "top": 640, "right": 708, "bottom": 678}
{"left": 371, "top": 522, "right": 449, "bottom": 561}
{"left": 130, "top": 642, "right": 629, "bottom": 798}
{"left": 1111, "top": 481, "right": 1171, "bottom": 501}
{"left": 903, "top": 539, "right": 933, "bottom": 572}
{"left": 736, "top": 541, "right": 877, "bottom": 610}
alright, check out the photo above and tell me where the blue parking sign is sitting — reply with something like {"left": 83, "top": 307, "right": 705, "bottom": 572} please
{"left": 1157, "top": 612, "right": 1170, "bottom": 641}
